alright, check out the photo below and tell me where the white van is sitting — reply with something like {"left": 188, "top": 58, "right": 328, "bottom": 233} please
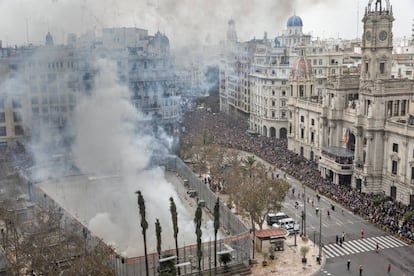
{"left": 266, "top": 212, "right": 289, "bottom": 226}
{"left": 272, "top": 218, "right": 299, "bottom": 234}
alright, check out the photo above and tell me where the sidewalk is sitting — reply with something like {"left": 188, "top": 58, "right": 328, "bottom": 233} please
{"left": 250, "top": 235, "right": 323, "bottom": 275}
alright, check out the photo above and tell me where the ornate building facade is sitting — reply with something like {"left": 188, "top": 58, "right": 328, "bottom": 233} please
{"left": 288, "top": 0, "right": 414, "bottom": 206}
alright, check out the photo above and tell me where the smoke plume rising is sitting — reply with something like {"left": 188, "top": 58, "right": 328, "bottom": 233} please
{"left": 0, "top": 0, "right": 341, "bottom": 47}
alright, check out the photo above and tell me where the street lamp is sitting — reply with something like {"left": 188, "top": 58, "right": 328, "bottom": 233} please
{"left": 303, "top": 185, "right": 307, "bottom": 237}
{"left": 318, "top": 208, "right": 322, "bottom": 265}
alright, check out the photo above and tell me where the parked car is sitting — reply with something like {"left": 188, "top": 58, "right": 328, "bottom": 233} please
{"left": 266, "top": 212, "right": 289, "bottom": 226}
{"left": 272, "top": 218, "right": 300, "bottom": 234}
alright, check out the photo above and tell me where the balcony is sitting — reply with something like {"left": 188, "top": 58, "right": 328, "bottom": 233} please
{"left": 319, "top": 146, "right": 354, "bottom": 175}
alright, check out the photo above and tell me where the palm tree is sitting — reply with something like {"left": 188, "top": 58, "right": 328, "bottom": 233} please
{"left": 194, "top": 205, "right": 203, "bottom": 274}
{"left": 213, "top": 197, "right": 220, "bottom": 268}
{"left": 244, "top": 155, "right": 256, "bottom": 179}
{"left": 155, "top": 219, "right": 162, "bottom": 259}
{"left": 169, "top": 197, "right": 180, "bottom": 275}
{"left": 136, "top": 191, "right": 149, "bottom": 276}
{"left": 243, "top": 155, "right": 256, "bottom": 260}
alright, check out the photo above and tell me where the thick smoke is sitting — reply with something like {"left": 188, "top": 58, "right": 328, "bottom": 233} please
{"left": 0, "top": 0, "right": 343, "bottom": 47}
{"left": 71, "top": 59, "right": 151, "bottom": 175}
{"left": 65, "top": 59, "right": 201, "bottom": 256}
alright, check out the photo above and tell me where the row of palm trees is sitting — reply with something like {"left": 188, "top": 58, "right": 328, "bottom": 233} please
{"left": 136, "top": 190, "right": 222, "bottom": 275}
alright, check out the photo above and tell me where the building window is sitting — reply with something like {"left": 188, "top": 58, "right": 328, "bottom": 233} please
{"left": 272, "top": 90, "right": 275, "bottom": 96}
{"left": 12, "top": 100, "right": 22, "bottom": 108}
{"left": 311, "top": 119, "right": 315, "bottom": 126}
{"left": 0, "top": 112, "right": 5, "bottom": 123}
{"left": 299, "top": 85, "right": 304, "bottom": 97}
{"left": 301, "top": 128, "right": 304, "bottom": 139}
{"left": 289, "top": 124, "right": 292, "bottom": 134}
{"left": 13, "top": 112, "right": 22, "bottom": 123}
{"left": 392, "top": 160, "right": 398, "bottom": 175}
{"left": 401, "top": 100, "right": 407, "bottom": 116}
{"left": 282, "top": 90, "right": 286, "bottom": 96}
{"left": 411, "top": 167, "right": 414, "bottom": 180}
{"left": 272, "top": 101, "right": 275, "bottom": 107}
{"left": 281, "top": 100, "right": 286, "bottom": 107}
{"left": 394, "top": 101, "right": 400, "bottom": 116}
{"left": 300, "top": 116, "right": 304, "bottom": 123}
{"left": 272, "top": 111, "right": 275, "bottom": 118}
{"left": 380, "top": 63, "right": 385, "bottom": 74}
{"left": 14, "top": 126, "right": 24, "bottom": 136}
{"left": 311, "top": 132, "right": 314, "bottom": 143}
{"left": 31, "top": 97, "right": 39, "bottom": 105}
{"left": 392, "top": 143, "right": 398, "bottom": 153}
{"left": 281, "top": 111, "right": 286, "bottom": 119}
{"left": 0, "top": 127, "right": 6, "bottom": 137}
{"left": 365, "top": 63, "right": 369, "bottom": 73}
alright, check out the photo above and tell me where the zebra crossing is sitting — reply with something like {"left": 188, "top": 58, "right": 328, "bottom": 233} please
{"left": 323, "top": 235, "right": 407, "bottom": 259}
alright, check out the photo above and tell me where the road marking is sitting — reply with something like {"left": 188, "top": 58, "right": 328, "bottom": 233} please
{"left": 350, "top": 239, "right": 372, "bottom": 251}
{"left": 388, "top": 235, "right": 408, "bottom": 246}
{"left": 370, "top": 236, "right": 392, "bottom": 248}
{"left": 323, "top": 235, "right": 408, "bottom": 259}
{"left": 345, "top": 240, "right": 363, "bottom": 253}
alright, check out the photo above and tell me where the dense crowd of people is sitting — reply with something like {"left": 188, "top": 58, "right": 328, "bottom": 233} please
{"left": 180, "top": 109, "right": 414, "bottom": 243}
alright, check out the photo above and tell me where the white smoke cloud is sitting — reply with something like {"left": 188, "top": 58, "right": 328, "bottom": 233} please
{"left": 0, "top": 0, "right": 351, "bottom": 48}
{"left": 66, "top": 58, "right": 214, "bottom": 256}
{"left": 71, "top": 59, "right": 151, "bottom": 175}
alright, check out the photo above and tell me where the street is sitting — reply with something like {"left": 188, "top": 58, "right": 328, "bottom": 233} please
{"left": 281, "top": 176, "right": 414, "bottom": 276}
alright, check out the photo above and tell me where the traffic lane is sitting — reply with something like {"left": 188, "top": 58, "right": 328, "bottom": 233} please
{"left": 282, "top": 184, "right": 387, "bottom": 244}
{"left": 316, "top": 247, "right": 414, "bottom": 276}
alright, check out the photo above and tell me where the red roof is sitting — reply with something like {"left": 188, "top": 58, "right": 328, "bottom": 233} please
{"left": 255, "top": 228, "right": 289, "bottom": 239}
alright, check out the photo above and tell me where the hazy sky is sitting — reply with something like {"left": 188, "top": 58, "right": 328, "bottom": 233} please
{"left": 0, "top": 0, "right": 412, "bottom": 48}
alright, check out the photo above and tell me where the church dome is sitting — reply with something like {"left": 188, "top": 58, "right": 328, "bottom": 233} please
{"left": 291, "top": 55, "right": 312, "bottom": 79}
{"left": 287, "top": 15, "right": 303, "bottom": 27}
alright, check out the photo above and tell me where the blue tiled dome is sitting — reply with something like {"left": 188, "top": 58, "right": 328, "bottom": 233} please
{"left": 287, "top": 15, "right": 303, "bottom": 27}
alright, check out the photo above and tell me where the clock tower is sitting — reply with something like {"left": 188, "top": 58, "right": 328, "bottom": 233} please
{"left": 361, "top": 0, "right": 394, "bottom": 82}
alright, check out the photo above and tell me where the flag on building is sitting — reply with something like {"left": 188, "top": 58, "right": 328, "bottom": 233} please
{"left": 343, "top": 128, "right": 349, "bottom": 146}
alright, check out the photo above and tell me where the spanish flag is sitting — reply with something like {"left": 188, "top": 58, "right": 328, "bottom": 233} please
{"left": 343, "top": 128, "right": 349, "bottom": 146}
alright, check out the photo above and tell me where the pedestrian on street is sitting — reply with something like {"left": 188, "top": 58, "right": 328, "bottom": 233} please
{"left": 387, "top": 263, "right": 391, "bottom": 273}
{"left": 342, "top": 231, "right": 345, "bottom": 242}
{"left": 361, "top": 228, "right": 364, "bottom": 239}
{"left": 327, "top": 210, "right": 330, "bottom": 217}
{"left": 340, "top": 238, "right": 343, "bottom": 247}
{"left": 376, "top": 242, "right": 379, "bottom": 253}
{"left": 359, "top": 265, "right": 363, "bottom": 276}
{"left": 336, "top": 235, "right": 339, "bottom": 244}
{"left": 316, "top": 207, "right": 319, "bottom": 215}
{"left": 347, "top": 259, "right": 351, "bottom": 271}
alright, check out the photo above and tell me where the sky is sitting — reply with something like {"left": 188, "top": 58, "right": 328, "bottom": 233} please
{"left": 0, "top": 0, "right": 412, "bottom": 48}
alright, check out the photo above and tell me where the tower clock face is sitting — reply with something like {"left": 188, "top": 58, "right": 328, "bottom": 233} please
{"left": 365, "top": 31, "right": 372, "bottom": 41}
{"left": 379, "top": 30, "right": 388, "bottom": 41}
